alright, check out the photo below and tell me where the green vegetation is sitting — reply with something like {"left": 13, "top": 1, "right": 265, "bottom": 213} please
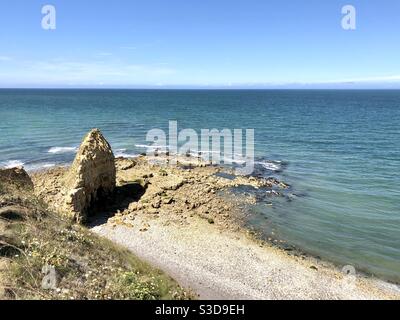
{"left": 0, "top": 178, "right": 192, "bottom": 300}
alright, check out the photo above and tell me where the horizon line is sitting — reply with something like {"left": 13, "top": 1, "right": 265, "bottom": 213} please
{"left": 1, "top": 87, "right": 400, "bottom": 90}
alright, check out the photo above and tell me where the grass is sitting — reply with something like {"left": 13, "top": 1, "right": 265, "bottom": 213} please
{"left": 0, "top": 178, "right": 193, "bottom": 300}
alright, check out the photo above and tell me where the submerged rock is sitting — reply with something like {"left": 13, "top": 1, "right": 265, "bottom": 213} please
{"left": 115, "top": 157, "right": 136, "bottom": 171}
{"left": 63, "top": 129, "right": 116, "bottom": 222}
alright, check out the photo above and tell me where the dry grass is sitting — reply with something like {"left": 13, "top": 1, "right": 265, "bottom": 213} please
{"left": 0, "top": 180, "right": 193, "bottom": 300}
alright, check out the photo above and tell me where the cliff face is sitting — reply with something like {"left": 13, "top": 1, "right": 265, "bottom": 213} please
{"left": 0, "top": 162, "right": 189, "bottom": 300}
{"left": 63, "top": 129, "right": 116, "bottom": 222}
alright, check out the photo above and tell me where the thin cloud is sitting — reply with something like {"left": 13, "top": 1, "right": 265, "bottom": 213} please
{"left": 320, "top": 75, "right": 400, "bottom": 84}
{"left": 0, "top": 59, "right": 177, "bottom": 86}
{"left": 0, "top": 56, "right": 12, "bottom": 61}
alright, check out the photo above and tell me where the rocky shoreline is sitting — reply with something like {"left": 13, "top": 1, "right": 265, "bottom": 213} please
{"left": 29, "top": 129, "right": 289, "bottom": 237}
{"left": 31, "top": 155, "right": 290, "bottom": 242}
{"left": 31, "top": 154, "right": 400, "bottom": 299}
{"left": 3, "top": 129, "right": 400, "bottom": 299}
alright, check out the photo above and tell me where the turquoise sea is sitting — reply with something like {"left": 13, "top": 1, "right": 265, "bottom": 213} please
{"left": 0, "top": 89, "right": 399, "bottom": 282}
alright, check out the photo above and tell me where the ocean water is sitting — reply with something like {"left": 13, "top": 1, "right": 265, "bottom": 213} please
{"left": 0, "top": 89, "right": 399, "bottom": 282}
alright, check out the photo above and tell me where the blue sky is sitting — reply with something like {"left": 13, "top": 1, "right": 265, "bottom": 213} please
{"left": 0, "top": 0, "right": 399, "bottom": 88}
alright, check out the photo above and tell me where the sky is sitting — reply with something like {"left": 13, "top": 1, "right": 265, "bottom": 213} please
{"left": 0, "top": 0, "right": 400, "bottom": 88}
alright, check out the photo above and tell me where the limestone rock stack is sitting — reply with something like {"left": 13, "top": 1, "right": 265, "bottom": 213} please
{"left": 63, "top": 129, "right": 116, "bottom": 222}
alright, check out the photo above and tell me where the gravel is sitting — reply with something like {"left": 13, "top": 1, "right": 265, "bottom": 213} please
{"left": 91, "top": 216, "right": 400, "bottom": 300}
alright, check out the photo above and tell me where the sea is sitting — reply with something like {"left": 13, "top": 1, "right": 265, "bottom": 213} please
{"left": 0, "top": 89, "right": 399, "bottom": 283}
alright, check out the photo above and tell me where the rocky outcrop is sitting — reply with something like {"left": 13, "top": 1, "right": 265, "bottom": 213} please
{"left": 63, "top": 129, "right": 116, "bottom": 222}
{"left": 0, "top": 167, "right": 34, "bottom": 191}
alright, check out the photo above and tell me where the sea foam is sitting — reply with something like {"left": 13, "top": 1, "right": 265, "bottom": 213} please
{"left": 25, "top": 163, "right": 56, "bottom": 171}
{"left": 255, "top": 160, "right": 282, "bottom": 172}
{"left": 48, "top": 147, "right": 77, "bottom": 154}
{"left": 1, "top": 160, "right": 25, "bottom": 169}
{"left": 114, "top": 149, "right": 139, "bottom": 158}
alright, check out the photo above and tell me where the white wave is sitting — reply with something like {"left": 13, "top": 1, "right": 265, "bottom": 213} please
{"left": 114, "top": 149, "right": 139, "bottom": 158}
{"left": 135, "top": 144, "right": 167, "bottom": 150}
{"left": 256, "top": 161, "right": 281, "bottom": 171}
{"left": 1, "top": 160, "right": 25, "bottom": 169}
{"left": 198, "top": 152, "right": 249, "bottom": 165}
{"left": 188, "top": 151, "right": 202, "bottom": 158}
{"left": 135, "top": 144, "right": 150, "bottom": 148}
{"left": 199, "top": 150, "right": 222, "bottom": 154}
{"left": 182, "top": 150, "right": 251, "bottom": 165}
{"left": 222, "top": 157, "right": 247, "bottom": 164}
{"left": 48, "top": 146, "right": 77, "bottom": 154}
{"left": 25, "top": 163, "right": 56, "bottom": 171}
